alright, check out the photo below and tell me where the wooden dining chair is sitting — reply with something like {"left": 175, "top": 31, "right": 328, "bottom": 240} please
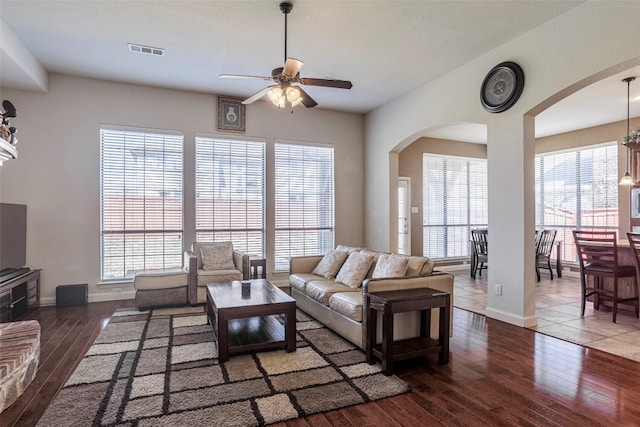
{"left": 470, "top": 229, "right": 488, "bottom": 279}
{"left": 573, "top": 230, "right": 638, "bottom": 323}
{"left": 535, "top": 229, "right": 557, "bottom": 281}
{"left": 625, "top": 232, "right": 640, "bottom": 327}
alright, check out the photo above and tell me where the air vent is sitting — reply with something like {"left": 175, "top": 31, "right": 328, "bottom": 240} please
{"left": 128, "top": 43, "right": 164, "bottom": 56}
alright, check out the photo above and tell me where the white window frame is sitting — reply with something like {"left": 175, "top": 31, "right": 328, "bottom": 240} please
{"left": 274, "top": 141, "right": 335, "bottom": 272}
{"left": 100, "top": 126, "right": 184, "bottom": 281}
{"left": 194, "top": 135, "right": 266, "bottom": 256}
{"left": 422, "top": 154, "right": 488, "bottom": 259}
{"left": 535, "top": 142, "right": 619, "bottom": 263}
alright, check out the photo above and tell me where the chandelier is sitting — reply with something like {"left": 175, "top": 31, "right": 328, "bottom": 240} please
{"left": 619, "top": 76, "right": 637, "bottom": 186}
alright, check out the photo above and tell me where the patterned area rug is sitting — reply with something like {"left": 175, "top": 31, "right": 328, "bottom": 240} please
{"left": 37, "top": 306, "right": 409, "bottom": 426}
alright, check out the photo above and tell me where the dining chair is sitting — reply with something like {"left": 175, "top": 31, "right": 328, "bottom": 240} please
{"left": 535, "top": 229, "right": 557, "bottom": 281}
{"left": 625, "top": 232, "right": 640, "bottom": 327}
{"left": 573, "top": 230, "right": 638, "bottom": 323}
{"left": 470, "top": 229, "right": 488, "bottom": 279}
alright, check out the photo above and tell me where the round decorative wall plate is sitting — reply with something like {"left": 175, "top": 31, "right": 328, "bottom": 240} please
{"left": 480, "top": 62, "right": 525, "bottom": 113}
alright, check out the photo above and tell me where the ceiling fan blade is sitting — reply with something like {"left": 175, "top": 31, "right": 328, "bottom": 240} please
{"left": 300, "top": 77, "right": 353, "bottom": 90}
{"left": 296, "top": 87, "right": 318, "bottom": 108}
{"left": 220, "top": 74, "right": 274, "bottom": 82}
{"left": 242, "top": 86, "right": 277, "bottom": 105}
{"left": 282, "top": 58, "right": 304, "bottom": 78}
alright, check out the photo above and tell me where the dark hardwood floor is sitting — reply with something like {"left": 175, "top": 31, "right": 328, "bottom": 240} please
{"left": 4, "top": 300, "right": 640, "bottom": 427}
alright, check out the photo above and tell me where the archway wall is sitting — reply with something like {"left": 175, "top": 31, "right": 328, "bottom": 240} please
{"left": 364, "top": 2, "right": 640, "bottom": 326}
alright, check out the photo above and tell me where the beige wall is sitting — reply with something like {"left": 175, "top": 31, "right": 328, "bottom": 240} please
{"left": 0, "top": 74, "right": 365, "bottom": 304}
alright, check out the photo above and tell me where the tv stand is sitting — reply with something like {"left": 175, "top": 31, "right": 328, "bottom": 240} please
{"left": 0, "top": 267, "right": 32, "bottom": 284}
{"left": 0, "top": 269, "right": 40, "bottom": 322}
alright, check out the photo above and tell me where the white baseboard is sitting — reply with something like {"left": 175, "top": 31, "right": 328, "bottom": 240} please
{"left": 40, "top": 290, "right": 136, "bottom": 306}
{"left": 436, "top": 264, "right": 470, "bottom": 272}
{"left": 484, "top": 307, "right": 538, "bottom": 327}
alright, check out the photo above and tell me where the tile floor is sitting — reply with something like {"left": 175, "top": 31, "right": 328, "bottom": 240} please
{"left": 450, "top": 267, "right": 640, "bottom": 363}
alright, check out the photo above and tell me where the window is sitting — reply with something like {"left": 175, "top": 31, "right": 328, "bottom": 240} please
{"left": 100, "top": 127, "right": 184, "bottom": 281}
{"left": 195, "top": 136, "right": 265, "bottom": 256}
{"left": 422, "top": 155, "right": 488, "bottom": 259}
{"left": 274, "top": 142, "right": 334, "bottom": 271}
{"left": 535, "top": 143, "right": 618, "bottom": 263}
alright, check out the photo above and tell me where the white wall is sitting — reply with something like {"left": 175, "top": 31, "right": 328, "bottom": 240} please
{"left": 364, "top": 2, "right": 640, "bottom": 326}
{"left": 0, "top": 74, "right": 364, "bottom": 304}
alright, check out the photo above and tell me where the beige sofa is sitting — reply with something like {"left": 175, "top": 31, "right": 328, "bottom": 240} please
{"left": 289, "top": 245, "right": 453, "bottom": 349}
{"left": 184, "top": 241, "right": 250, "bottom": 303}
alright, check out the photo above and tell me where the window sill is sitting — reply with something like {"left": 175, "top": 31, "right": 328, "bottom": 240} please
{"left": 98, "top": 280, "right": 133, "bottom": 288}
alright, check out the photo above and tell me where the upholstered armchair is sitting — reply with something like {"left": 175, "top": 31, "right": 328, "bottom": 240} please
{"left": 184, "top": 241, "right": 250, "bottom": 303}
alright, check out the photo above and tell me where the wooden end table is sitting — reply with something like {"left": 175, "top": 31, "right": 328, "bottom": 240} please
{"left": 249, "top": 255, "right": 267, "bottom": 279}
{"left": 206, "top": 279, "right": 296, "bottom": 363}
{"left": 366, "top": 287, "right": 450, "bottom": 375}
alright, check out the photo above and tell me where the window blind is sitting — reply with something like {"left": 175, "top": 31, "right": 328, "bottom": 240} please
{"left": 100, "top": 127, "right": 184, "bottom": 281}
{"left": 195, "top": 136, "right": 265, "bottom": 256}
{"left": 274, "top": 142, "right": 334, "bottom": 271}
{"left": 422, "top": 155, "right": 488, "bottom": 259}
{"left": 535, "top": 143, "right": 618, "bottom": 262}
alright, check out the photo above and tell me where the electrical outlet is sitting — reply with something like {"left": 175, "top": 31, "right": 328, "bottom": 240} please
{"left": 495, "top": 284, "right": 503, "bottom": 296}
{"left": 111, "top": 288, "right": 122, "bottom": 293}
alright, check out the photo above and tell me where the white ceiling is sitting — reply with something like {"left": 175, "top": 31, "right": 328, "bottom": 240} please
{"left": 1, "top": 0, "right": 639, "bottom": 143}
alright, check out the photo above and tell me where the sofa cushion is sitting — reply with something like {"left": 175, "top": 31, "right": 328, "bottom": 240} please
{"left": 335, "top": 252, "right": 374, "bottom": 288}
{"left": 359, "top": 249, "right": 384, "bottom": 261}
{"left": 372, "top": 254, "right": 409, "bottom": 278}
{"left": 312, "top": 250, "right": 349, "bottom": 279}
{"left": 305, "top": 280, "right": 353, "bottom": 305}
{"left": 134, "top": 267, "right": 188, "bottom": 290}
{"left": 200, "top": 242, "right": 235, "bottom": 270}
{"left": 329, "top": 292, "right": 363, "bottom": 322}
{"left": 196, "top": 268, "right": 242, "bottom": 287}
{"left": 289, "top": 273, "right": 330, "bottom": 293}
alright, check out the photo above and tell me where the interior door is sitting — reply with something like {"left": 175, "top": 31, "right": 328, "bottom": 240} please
{"left": 398, "top": 177, "right": 411, "bottom": 255}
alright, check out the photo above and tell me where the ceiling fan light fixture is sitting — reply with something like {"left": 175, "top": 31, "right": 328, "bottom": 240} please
{"left": 220, "top": 1, "right": 351, "bottom": 109}
{"left": 286, "top": 86, "right": 301, "bottom": 103}
{"left": 268, "top": 87, "right": 284, "bottom": 107}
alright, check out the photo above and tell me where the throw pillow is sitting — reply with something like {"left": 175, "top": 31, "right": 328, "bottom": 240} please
{"left": 372, "top": 254, "right": 409, "bottom": 278}
{"left": 200, "top": 242, "right": 235, "bottom": 270}
{"left": 312, "top": 250, "right": 349, "bottom": 279}
{"left": 405, "top": 256, "right": 427, "bottom": 277}
{"left": 420, "top": 258, "right": 435, "bottom": 276}
{"left": 335, "top": 252, "right": 374, "bottom": 288}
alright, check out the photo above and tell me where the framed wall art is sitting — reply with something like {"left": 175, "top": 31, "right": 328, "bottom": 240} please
{"left": 217, "top": 96, "right": 246, "bottom": 132}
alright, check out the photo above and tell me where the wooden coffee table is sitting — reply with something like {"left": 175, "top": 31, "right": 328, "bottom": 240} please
{"left": 206, "top": 279, "right": 296, "bottom": 363}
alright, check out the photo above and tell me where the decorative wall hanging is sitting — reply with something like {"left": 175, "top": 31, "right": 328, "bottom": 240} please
{"left": 217, "top": 96, "right": 246, "bottom": 132}
{"left": 480, "top": 62, "right": 525, "bottom": 113}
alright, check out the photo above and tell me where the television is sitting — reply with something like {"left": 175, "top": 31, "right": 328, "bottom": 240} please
{"left": 0, "top": 203, "right": 27, "bottom": 277}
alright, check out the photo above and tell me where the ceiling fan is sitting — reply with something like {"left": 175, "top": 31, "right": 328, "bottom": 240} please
{"left": 219, "top": 1, "right": 352, "bottom": 110}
